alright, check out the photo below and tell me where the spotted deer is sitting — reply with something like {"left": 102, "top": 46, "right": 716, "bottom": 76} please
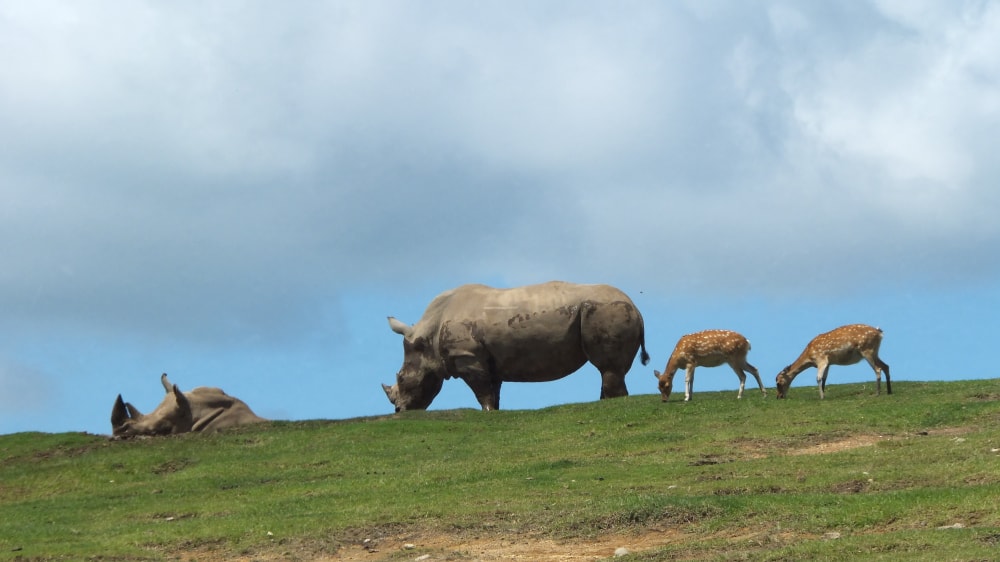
{"left": 775, "top": 324, "right": 891, "bottom": 399}
{"left": 654, "top": 330, "right": 765, "bottom": 402}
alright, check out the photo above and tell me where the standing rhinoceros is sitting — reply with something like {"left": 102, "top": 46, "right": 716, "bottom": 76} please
{"left": 111, "top": 373, "right": 266, "bottom": 437}
{"left": 382, "top": 281, "right": 650, "bottom": 412}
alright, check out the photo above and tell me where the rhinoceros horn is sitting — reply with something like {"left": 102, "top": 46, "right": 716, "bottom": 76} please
{"left": 125, "top": 402, "right": 144, "bottom": 419}
{"left": 111, "top": 395, "right": 148, "bottom": 432}
{"left": 382, "top": 383, "right": 398, "bottom": 404}
{"left": 112, "top": 394, "right": 145, "bottom": 422}
{"left": 111, "top": 394, "right": 130, "bottom": 427}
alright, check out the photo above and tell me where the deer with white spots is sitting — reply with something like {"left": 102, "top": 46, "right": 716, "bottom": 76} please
{"left": 775, "top": 324, "right": 891, "bottom": 399}
{"left": 654, "top": 330, "right": 765, "bottom": 402}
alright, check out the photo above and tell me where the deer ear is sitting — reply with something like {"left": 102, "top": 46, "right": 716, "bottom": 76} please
{"left": 653, "top": 370, "right": 661, "bottom": 378}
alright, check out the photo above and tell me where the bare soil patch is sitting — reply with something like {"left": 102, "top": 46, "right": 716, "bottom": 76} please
{"left": 786, "top": 426, "right": 977, "bottom": 457}
{"left": 335, "top": 530, "right": 679, "bottom": 561}
{"left": 179, "top": 529, "right": 683, "bottom": 561}
{"left": 787, "top": 434, "right": 885, "bottom": 456}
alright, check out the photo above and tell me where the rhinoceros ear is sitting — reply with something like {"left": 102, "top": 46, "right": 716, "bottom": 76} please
{"left": 160, "top": 373, "right": 173, "bottom": 393}
{"left": 388, "top": 317, "right": 413, "bottom": 338}
{"left": 172, "top": 385, "right": 191, "bottom": 414}
{"left": 171, "top": 385, "right": 195, "bottom": 433}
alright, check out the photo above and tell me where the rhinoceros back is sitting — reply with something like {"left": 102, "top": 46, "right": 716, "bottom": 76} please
{"left": 425, "top": 281, "right": 645, "bottom": 382}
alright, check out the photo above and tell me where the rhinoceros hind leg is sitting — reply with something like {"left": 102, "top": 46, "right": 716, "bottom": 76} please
{"left": 599, "top": 371, "right": 629, "bottom": 399}
{"left": 579, "top": 300, "right": 644, "bottom": 400}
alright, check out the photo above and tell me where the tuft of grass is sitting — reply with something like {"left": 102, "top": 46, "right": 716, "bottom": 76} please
{"left": 1, "top": 379, "right": 999, "bottom": 560}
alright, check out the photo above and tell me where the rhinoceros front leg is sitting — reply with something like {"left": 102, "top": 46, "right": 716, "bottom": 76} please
{"left": 450, "top": 354, "right": 501, "bottom": 410}
{"left": 466, "top": 377, "right": 502, "bottom": 410}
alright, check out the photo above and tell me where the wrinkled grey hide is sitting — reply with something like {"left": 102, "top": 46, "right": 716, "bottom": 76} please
{"left": 111, "top": 373, "right": 266, "bottom": 437}
{"left": 383, "top": 281, "right": 650, "bottom": 412}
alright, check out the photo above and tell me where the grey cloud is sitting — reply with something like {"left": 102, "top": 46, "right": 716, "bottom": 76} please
{"left": 0, "top": 360, "right": 58, "bottom": 413}
{"left": 2, "top": 1, "right": 999, "bottom": 349}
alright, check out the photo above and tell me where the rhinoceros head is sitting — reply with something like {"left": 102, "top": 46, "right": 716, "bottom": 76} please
{"left": 382, "top": 317, "right": 445, "bottom": 412}
{"left": 111, "top": 375, "right": 194, "bottom": 437}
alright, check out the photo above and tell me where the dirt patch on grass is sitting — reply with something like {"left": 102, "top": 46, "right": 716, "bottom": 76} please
{"left": 785, "top": 426, "right": 978, "bottom": 457}
{"left": 178, "top": 528, "right": 684, "bottom": 561}
{"left": 787, "top": 434, "right": 885, "bottom": 456}
{"left": 920, "top": 426, "right": 975, "bottom": 438}
{"left": 730, "top": 433, "right": 886, "bottom": 458}
{"left": 344, "top": 530, "right": 679, "bottom": 561}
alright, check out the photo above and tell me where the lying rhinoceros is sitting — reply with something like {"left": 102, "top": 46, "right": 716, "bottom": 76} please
{"left": 382, "top": 281, "right": 650, "bottom": 412}
{"left": 111, "top": 373, "right": 266, "bottom": 437}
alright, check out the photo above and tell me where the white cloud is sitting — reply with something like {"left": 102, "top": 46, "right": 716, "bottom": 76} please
{"left": 791, "top": 1, "right": 1000, "bottom": 191}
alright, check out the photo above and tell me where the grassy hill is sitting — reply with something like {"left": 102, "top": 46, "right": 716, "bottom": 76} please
{"left": 2, "top": 379, "right": 999, "bottom": 561}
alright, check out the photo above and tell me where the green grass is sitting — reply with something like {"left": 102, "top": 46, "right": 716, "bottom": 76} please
{"left": 2, "top": 379, "right": 999, "bottom": 560}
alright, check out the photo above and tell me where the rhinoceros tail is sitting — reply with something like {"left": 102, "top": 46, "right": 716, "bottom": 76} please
{"left": 639, "top": 330, "right": 650, "bottom": 366}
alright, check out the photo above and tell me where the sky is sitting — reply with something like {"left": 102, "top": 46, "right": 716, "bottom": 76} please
{"left": 2, "top": 1, "right": 999, "bottom": 436}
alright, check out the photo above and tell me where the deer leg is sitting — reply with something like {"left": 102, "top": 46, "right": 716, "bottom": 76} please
{"left": 743, "top": 361, "right": 766, "bottom": 397}
{"left": 878, "top": 358, "right": 892, "bottom": 395}
{"left": 864, "top": 354, "right": 891, "bottom": 396}
{"left": 866, "top": 356, "right": 882, "bottom": 395}
{"left": 816, "top": 361, "right": 830, "bottom": 399}
{"left": 684, "top": 365, "right": 696, "bottom": 401}
{"left": 729, "top": 363, "right": 747, "bottom": 399}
